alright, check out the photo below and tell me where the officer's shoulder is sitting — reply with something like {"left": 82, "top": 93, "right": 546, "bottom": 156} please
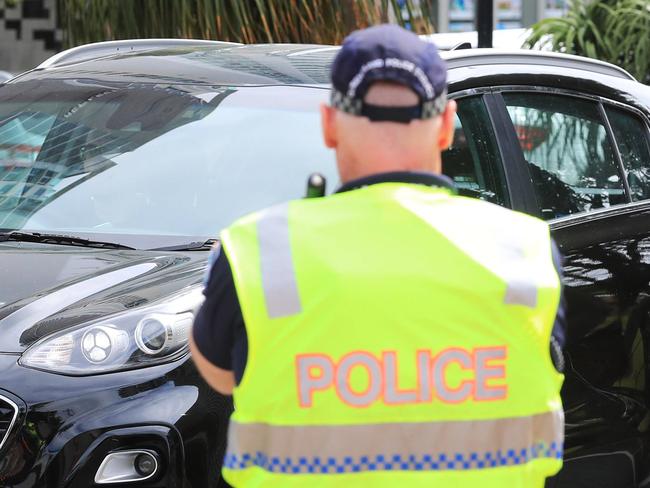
{"left": 222, "top": 204, "right": 284, "bottom": 234}
{"left": 393, "top": 184, "right": 546, "bottom": 229}
{"left": 451, "top": 194, "right": 546, "bottom": 227}
{"left": 448, "top": 201, "right": 553, "bottom": 257}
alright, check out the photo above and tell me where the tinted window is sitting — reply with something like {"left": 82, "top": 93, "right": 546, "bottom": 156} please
{"left": 442, "top": 97, "right": 508, "bottom": 206}
{"left": 606, "top": 106, "right": 650, "bottom": 202}
{"left": 503, "top": 93, "right": 626, "bottom": 220}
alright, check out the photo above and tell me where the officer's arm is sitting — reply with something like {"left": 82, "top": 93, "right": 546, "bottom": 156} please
{"left": 190, "top": 334, "right": 235, "bottom": 395}
{"left": 191, "top": 246, "right": 239, "bottom": 396}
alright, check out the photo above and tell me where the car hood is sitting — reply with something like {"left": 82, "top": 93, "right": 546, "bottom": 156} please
{"left": 0, "top": 242, "right": 208, "bottom": 352}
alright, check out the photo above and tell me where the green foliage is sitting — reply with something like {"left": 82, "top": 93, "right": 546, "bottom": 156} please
{"left": 525, "top": 0, "right": 650, "bottom": 83}
{"left": 58, "top": 0, "right": 436, "bottom": 48}
{"left": 603, "top": 0, "right": 650, "bottom": 84}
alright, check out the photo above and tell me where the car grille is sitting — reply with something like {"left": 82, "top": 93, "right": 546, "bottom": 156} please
{"left": 0, "top": 394, "right": 18, "bottom": 452}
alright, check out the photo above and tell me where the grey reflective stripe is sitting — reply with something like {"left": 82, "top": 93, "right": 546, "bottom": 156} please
{"left": 395, "top": 192, "right": 552, "bottom": 311}
{"left": 504, "top": 279, "right": 538, "bottom": 308}
{"left": 225, "top": 410, "right": 564, "bottom": 474}
{"left": 257, "top": 204, "right": 302, "bottom": 318}
{"left": 501, "top": 243, "right": 538, "bottom": 308}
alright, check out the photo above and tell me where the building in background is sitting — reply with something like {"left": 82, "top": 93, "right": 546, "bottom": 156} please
{"left": 0, "top": 0, "right": 61, "bottom": 74}
{"left": 442, "top": 0, "right": 568, "bottom": 32}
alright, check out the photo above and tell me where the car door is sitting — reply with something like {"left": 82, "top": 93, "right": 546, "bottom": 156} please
{"left": 495, "top": 88, "right": 650, "bottom": 488}
{"left": 441, "top": 93, "right": 511, "bottom": 208}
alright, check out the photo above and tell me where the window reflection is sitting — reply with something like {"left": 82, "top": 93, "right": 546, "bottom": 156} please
{"left": 504, "top": 93, "right": 626, "bottom": 219}
{"left": 0, "top": 82, "right": 337, "bottom": 241}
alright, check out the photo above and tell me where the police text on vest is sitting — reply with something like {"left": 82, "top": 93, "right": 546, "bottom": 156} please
{"left": 296, "top": 347, "right": 508, "bottom": 408}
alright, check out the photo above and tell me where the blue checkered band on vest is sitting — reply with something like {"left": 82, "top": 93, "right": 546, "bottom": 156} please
{"left": 224, "top": 441, "right": 563, "bottom": 474}
{"left": 330, "top": 89, "right": 448, "bottom": 120}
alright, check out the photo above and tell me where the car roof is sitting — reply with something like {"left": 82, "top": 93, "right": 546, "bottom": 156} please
{"left": 26, "top": 42, "right": 339, "bottom": 86}
{"left": 11, "top": 39, "right": 637, "bottom": 88}
{"left": 442, "top": 49, "right": 634, "bottom": 80}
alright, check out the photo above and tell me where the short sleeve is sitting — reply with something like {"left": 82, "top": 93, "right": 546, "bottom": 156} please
{"left": 192, "top": 250, "right": 248, "bottom": 380}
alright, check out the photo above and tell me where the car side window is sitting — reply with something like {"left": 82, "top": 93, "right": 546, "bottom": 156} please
{"left": 605, "top": 106, "right": 650, "bottom": 202}
{"left": 442, "top": 96, "right": 508, "bottom": 207}
{"left": 503, "top": 93, "right": 626, "bottom": 220}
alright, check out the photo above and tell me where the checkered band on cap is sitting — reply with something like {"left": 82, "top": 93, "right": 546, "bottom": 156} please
{"left": 422, "top": 89, "right": 448, "bottom": 118}
{"left": 330, "top": 90, "right": 363, "bottom": 116}
{"left": 330, "top": 89, "right": 448, "bottom": 120}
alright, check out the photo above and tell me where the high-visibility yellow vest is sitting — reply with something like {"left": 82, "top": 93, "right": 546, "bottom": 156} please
{"left": 220, "top": 183, "right": 564, "bottom": 487}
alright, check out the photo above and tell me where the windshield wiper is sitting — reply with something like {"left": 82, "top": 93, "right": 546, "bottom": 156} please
{"left": 151, "top": 238, "right": 217, "bottom": 251}
{"left": 0, "top": 231, "right": 135, "bottom": 250}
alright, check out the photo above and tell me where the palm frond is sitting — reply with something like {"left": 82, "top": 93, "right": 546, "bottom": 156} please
{"left": 526, "top": 0, "right": 650, "bottom": 83}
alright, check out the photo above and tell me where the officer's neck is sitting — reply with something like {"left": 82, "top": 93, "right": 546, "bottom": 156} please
{"left": 337, "top": 157, "right": 442, "bottom": 186}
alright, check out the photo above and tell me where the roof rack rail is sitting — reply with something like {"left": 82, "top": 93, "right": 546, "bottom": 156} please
{"left": 444, "top": 49, "right": 636, "bottom": 81}
{"left": 37, "top": 39, "right": 242, "bottom": 69}
{"left": 450, "top": 42, "right": 472, "bottom": 51}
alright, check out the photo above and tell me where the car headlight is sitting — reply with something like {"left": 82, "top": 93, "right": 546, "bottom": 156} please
{"left": 19, "top": 287, "right": 203, "bottom": 375}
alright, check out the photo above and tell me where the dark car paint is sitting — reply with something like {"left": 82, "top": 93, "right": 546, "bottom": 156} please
{"left": 0, "top": 243, "right": 209, "bottom": 351}
{"left": 0, "top": 242, "right": 229, "bottom": 487}
{"left": 545, "top": 204, "right": 650, "bottom": 487}
{"left": 447, "top": 66, "right": 650, "bottom": 111}
{"left": 1, "top": 45, "right": 650, "bottom": 486}
{"left": 0, "top": 354, "right": 232, "bottom": 487}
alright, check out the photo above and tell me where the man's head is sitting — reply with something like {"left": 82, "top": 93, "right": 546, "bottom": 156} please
{"left": 321, "top": 24, "right": 456, "bottom": 183}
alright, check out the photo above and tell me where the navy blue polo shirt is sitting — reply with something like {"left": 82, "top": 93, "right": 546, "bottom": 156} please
{"left": 192, "top": 172, "right": 567, "bottom": 384}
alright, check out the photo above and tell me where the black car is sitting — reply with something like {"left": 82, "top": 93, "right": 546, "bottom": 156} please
{"left": 0, "top": 39, "right": 649, "bottom": 487}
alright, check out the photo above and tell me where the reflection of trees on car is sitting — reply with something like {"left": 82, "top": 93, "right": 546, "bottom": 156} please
{"left": 505, "top": 93, "right": 627, "bottom": 218}
{"left": 527, "top": 163, "right": 586, "bottom": 218}
{"left": 606, "top": 106, "right": 650, "bottom": 201}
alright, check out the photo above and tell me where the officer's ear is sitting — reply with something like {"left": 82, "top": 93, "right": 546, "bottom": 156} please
{"left": 320, "top": 103, "right": 338, "bottom": 149}
{"left": 437, "top": 100, "right": 457, "bottom": 152}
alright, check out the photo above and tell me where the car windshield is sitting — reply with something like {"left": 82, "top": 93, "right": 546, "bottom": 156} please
{"left": 0, "top": 80, "right": 338, "bottom": 248}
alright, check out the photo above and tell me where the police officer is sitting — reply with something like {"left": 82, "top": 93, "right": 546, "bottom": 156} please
{"left": 191, "top": 24, "right": 566, "bottom": 487}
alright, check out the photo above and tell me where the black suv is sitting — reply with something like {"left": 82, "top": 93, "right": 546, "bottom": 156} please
{"left": 0, "top": 40, "right": 649, "bottom": 488}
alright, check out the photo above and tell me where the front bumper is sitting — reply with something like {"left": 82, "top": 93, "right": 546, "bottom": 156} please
{"left": 0, "top": 354, "right": 232, "bottom": 487}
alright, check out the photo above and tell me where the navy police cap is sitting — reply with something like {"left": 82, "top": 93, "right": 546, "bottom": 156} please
{"left": 330, "top": 24, "right": 447, "bottom": 123}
